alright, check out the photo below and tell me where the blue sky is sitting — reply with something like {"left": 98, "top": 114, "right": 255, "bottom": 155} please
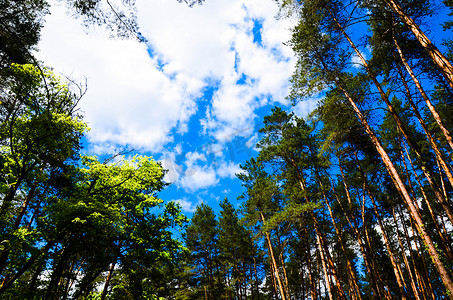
{"left": 35, "top": 0, "right": 316, "bottom": 216}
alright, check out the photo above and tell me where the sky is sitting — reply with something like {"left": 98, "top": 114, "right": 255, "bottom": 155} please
{"left": 35, "top": 0, "right": 318, "bottom": 215}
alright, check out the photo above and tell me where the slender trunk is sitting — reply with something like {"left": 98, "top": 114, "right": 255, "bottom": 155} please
{"left": 401, "top": 205, "right": 436, "bottom": 300}
{"left": 400, "top": 140, "right": 453, "bottom": 261}
{"left": 317, "top": 172, "right": 362, "bottom": 300}
{"left": 302, "top": 226, "right": 317, "bottom": 300}
{"left": 395, "top": 61, "right": 453, "bottom": 225}
{"left": 392, "top": 207, "right": 422, "bottom": 300}
{"left": 0, "top": 242, "right": 53, "bottom": 293}
{"left": 383, "top": 0, "right": 453, "bottom": 90}
{"left": 260, "top": 211, "right": 287, "bottom": 300}
{"left": 100, "top": 262, "right": 116, "bottom": 300}
{"left": 46, "top": 248, "right": 70, "bottom": 299}
{"left": 394, "top": 36, "right": 453, "bottom": 190}
{"left": 330, "top": 170, "right": 388, "bottom": 299}
{"left": 353, "top": 149, "right": 408, "bottom": 299}
{"left": 13, "top": 183, "right": 37, "bottom": 229}
{"left": 62, "top": 259, "right": 76, "bottom": 300}
{"left": 279, "top": 250, "right": 291, "bottom": 299}
{"left": 315, "top": 230, "right": 333, "bottom": 300}
{"left": 253, "top": 256, "right": 260, "bottom": 300}
{"left": 334, "top": 79, "right": 453, "bottom": 295}
{"left": 317, "top": 15, "right": 452, "bottom": 291}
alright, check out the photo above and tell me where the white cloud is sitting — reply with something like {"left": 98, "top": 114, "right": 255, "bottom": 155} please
{"left": 36, "top": 0, "right": 295, "bottom": 153}
{"left": 217, "top": 161, "right": 242, "bottom": 179}
{"left": 184, "top": 151, "right": 207, "bottom": 168}
{"left": 291, "top": 97, "right": 319, "bottom": 118}
{"left": 179, "top": 165, "right": 219, "bottom": 192}
{"left": 173, "top": 197, "right": 202, "bottom": 213}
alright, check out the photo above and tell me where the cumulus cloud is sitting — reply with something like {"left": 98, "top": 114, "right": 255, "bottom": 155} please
{"left": 37, "top": 0, "right": 296, "bottom": 166}
{"left": 179, "top": 165, "right": 219, "bottom": 192}
{"left": 217, "top": 161, "right": 242, "bottom": 179}
{"left": 173, "top": 197, "right": 202, "bottom": 213}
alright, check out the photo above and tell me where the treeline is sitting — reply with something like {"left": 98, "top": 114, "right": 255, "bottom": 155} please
{"left": 2, "top": 0, "right": 453, "bottom": 299}
{"left": 177, "top": 0, "right": 453, "bottom": 299}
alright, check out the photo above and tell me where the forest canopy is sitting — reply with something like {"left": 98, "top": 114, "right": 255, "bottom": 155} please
{"left": 1, "top": 0, "right": 453, "bottom": 299}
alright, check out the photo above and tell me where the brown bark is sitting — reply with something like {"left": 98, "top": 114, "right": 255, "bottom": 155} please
{"left": 400, "top": 205, "right": 436, "bottom": 300}
{"left": 100, "top": 262, "right": 116, "bottom": 300}
{"left": 395, "top": 60, "right": 453, "bottom": 225}
{"left": 260, "top": 211, "right": 287, "bottom": 300}
{"left": 334, "top": 79, "right": 453, "bottom": 296}
{"left": 323, "top": 17, "right": 453, "bottom": 291}
{"left": 315, "top": 229, "right": 333, "bottom": 300}
{"left": 400, "top": 140, "right": 453, "bottom": 261}
{"left": 392, "top": 207, "right": 422, "bottom": 300}
{"left": 394, "top": 35, "right": 453, "bottom": 152}
{"left": 330, "top": 170, "right": 389, "bottom": 299}
{"left": 353, "top": 153, "right": 408, "bottom": 299}
{"left": 383, "top": 0, "right": 453, "bottom": 90}
{"left": 292, "top": 166, "right": 346, "bottom": 300}
{"left": 317, "top": 173, "right": 362, "bottom": 300}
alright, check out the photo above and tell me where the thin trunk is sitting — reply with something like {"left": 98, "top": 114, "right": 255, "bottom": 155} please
{"left": 392, "top": 207, "right": 422, "bottom": 300}
{"left": 334, "top": 79, "right": 453, "bottom": 295}
{"left": 279, "top": 250, "right": 291, "bottom": 299}
{"left": 395, "top": 60, "right": 453, "bottom": 225}
{"left": 394, "top": 36, "right": 453, "bottom": 191}
{"left": 400, "top": 139, "right": 453, "bottom": 261}
{"left": 315, "top": 230, "right": 333, "bottom": 300}
{"left": 353, "top": 148, "right": 408, "bottom": 299}
{"left": 316, "top": 23, "right": 452, "bottom": 290}
{"left": 253, "top": 256, "right": 260, "bottom": 300}
{"left": 260, "top": 211, "right": 287, "bottom": 300}
{"left": 62, "top": 259, "right": 76, "bottom": 300}
{"left": 401, "top": 132, "right": 453, "bottom": 245}
{"left": 0, "top": 242, "right": 53, "bottom": 293}
{"left": 383, "top": 0, "right": 453, "bottom": 90}
{"left": 302, "top": 225, "right": 317, "bottom": 300}
{"left": 400, "top": 205, "right": 436, "bottom": 300}
{"left": 330, "top": 170, "right": 388, "bottom": 299}
{"left": 100, "top": 262, "right": 116, "bottom": 300}
{"left": 317, "top": 173, "right": 362, "bottom": 300}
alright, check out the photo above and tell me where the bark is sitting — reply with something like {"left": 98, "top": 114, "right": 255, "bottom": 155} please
{"left": 100, "top": 262, "right": 116, "bottom": 300}
{"left": 383, "top": 0, "right": 453, "bottom": 90}
{"left": 395, "top": 60, "right": 453, "bottom": 225}
{"left": 334, "top": 78, "right": 453, "bottom": 296}
{"left": 352, "top": 148, "right": 410, "bottom": 298}
{"left": 317, "top": 173, "right": 362, "bottom": 300}
{"left": 392, "top": 207, "right": 422, "bottom": 300}
{"left": 0, "top": 242, "right": 52, "bottom": 293}
{"left": 330, "top": 170, "right": 388, "bottom": 299}
{"left": 393, "top": 36, "right": 453, "bottom": 193}
{"left": 400, "top": 140, "right": 453, "bottom": 261}
{"left": 316, "top": 230, "right": 333, "bottom": 300}
{"left": 260, "top": 211, "right": 287, "bottom": 300}
{"left": 321, "top": 15, "right": 453, "bottom": 291}
{"left": 401, "top": 205, "right": 436, "bottom": 300}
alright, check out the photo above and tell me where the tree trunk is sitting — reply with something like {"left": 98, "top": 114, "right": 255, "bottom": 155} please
{"left": 100, "top": 262, "right": 116, "bottom": 300}
{"left": 395, "top": 60, "right": 453, "bottom": 225}
{"left": 334, "top": 79, "right": 453, "bottom": 296}
{"left": 393, "top": 36, "right": 453, "bottom": 192}
{"left": 383, "top": 0, "right": 453, "bottom": 90}
{"left": 260, "top": 211, "right": 287, "bottom": 300}
{"left": 392, "top": 207, "right": 422, "bottom": 300}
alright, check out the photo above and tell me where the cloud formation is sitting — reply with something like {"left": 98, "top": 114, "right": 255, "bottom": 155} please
{"left": 36, "top": 0, "right": 298, "bottom": 193}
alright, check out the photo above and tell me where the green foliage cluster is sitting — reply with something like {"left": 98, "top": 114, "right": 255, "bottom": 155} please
{"left": 0, "top": 64, "right": 186, "bottom": 299}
